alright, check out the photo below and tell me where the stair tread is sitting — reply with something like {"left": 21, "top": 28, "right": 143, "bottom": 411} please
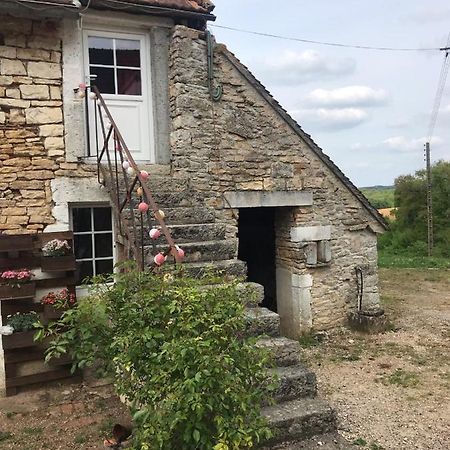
{"left": 270, "top": 364, "right": 315, "bottom": 378}
{"left": 265, "top": 432, "right": 352, "bottom": 450}
{"left": 262, "top": 398, "right": 333, "bottom": 423}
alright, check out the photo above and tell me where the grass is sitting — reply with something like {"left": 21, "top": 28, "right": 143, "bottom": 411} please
{"left": 0, "top": 431, "right": 13, "bottom": 442}
{"left": 378, "top": 252, "right": 450, "bottom": 269}
{"left": 23, "top": 427, "right": 43, "bottom": 436}
{"left": 377, "top": 368, "right": 420, "bottom": 388}
{"left": 74, "top": 433, "right": 88, "bottom": 444}
{"left": 298, "top": 334, "right": 321, "bottom": 348}
{"left": 360, "top": 186, "right": 395, "bottom": 209}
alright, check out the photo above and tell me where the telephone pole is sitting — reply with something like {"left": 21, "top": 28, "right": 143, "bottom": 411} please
{"left": 424, "top": 142, "right": 433, "bottom": 256}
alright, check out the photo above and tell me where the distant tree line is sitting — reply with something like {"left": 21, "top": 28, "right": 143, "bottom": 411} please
{"left": 379, "top": 160, "right": 449, "bottom": 258}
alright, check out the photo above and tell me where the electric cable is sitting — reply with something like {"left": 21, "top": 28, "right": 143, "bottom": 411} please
{"left": 210, "top": 24, "right": 444, "bottom": 53}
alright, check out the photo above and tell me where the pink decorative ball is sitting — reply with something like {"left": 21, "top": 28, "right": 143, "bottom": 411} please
{"left": 149, "top": 228, "right": 161, "bottom": 240}
{"left": 176, "top": 246, "right": 185, "bottom": 259}
{"left": 79, "top": 83, "right": 87, "bottom": 90}
{"left": 122, "top": 161, "right": 130, "bottom": 170}
{"left": 138, "top": 202, "right": 149, "bottom": 213}
{"left": 126, "top": 167, "right": 136, "bottom": 176}
{"left": 140, "top": 170, "right": 150, "bottom": 181}
{"left": 154, "top": 253, "right": 166, "bottom": 266}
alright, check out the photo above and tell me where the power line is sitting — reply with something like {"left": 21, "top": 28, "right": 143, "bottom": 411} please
{"left": 427, "top": 32, "right": 450, "bottom": 141}
{"left": 210, "top": 24, "right": 445, "bottom": 53}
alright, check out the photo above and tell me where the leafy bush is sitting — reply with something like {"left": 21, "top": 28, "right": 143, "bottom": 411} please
{"left": 6, "top": 312, "right": 38, "bottom": 332}
{"left": 38, "top": 269, "right": 273, "bottom": 449}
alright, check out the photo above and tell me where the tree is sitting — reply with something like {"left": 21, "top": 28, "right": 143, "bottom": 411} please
{"left": 379, "top": 160, "right": 450, "bottom": 257}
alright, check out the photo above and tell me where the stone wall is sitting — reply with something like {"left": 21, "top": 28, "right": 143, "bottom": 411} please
{"left": 168, "top": 26, "right": 385, "bottom": 333}
{"left": 0, "top": 13, "right": 97, "bottom": 234}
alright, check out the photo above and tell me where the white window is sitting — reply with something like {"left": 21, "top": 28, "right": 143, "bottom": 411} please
{"left": 71, "top": 206, "right": 114, "bottom": 285}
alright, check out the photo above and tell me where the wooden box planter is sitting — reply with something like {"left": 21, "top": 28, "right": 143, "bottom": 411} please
{"left": 41, "top": 255, "right": 76, "bottom": 272}
{"left": 2, "top": 330, "right": 36, "bottom": 350}
{"left": 0, "top": 282, "right": 36, "bottom": 301}
{"left": 43, "top": 304, "right": 65, "bottom": 320}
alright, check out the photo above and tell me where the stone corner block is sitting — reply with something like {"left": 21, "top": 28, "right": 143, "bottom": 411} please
{"left": 290, "top": 225, "right": 332, "bottom": 242}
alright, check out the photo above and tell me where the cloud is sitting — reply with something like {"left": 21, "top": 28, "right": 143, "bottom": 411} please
{"left": 292, "top": 107, "right": 369, "bottom": 131}
{"left": 408, "top": 8, "right": 450, "bottom": 23}
{"left": 261, "top": 50, "right": 355, "bottom": 85}
{"left": 305, "top": 85, "right": 389, "bottom": 108}
{"left": 382, "top": 136, "right": 443, "bottom": 152}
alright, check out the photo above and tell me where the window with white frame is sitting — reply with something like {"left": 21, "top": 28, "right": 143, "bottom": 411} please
{"left": 88, "top": 36, "right": 142, "bottom": 96}
{"left": 71, "top": 206, "right": 114, "bottom": 284}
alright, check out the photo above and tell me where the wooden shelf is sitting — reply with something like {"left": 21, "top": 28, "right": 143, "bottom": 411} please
{"left": 0, "top": 235, "right": 33, "bottom": 253}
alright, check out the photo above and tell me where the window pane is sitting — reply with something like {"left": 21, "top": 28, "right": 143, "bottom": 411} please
{"left": 77, "top": 260, "right": 93, "bottom": 285}
{"left": 116, "top": 39, "right": 141, "bottom": 67}
{"left": 90, "top": 66, "right": 115, "bottom": 94}
{"left": 96, "top": 259, "right": 113, "bottom": 276}
{"left": 74, "top": 234, "right": 92, "bottom": 259}
{"left": 117, "top": 69, "right": 141, "bottom": 95}
{"left": 95, "top": 233, "right": 113, "bottom": 258}
{"left": 88, "top": 37, "right": 114, "bottom": 65}
{"left": 94, "top": 208, "right": 112, "bottom": 231}
{"left": 73, "top": 208, "right": 91, "bottom": 232}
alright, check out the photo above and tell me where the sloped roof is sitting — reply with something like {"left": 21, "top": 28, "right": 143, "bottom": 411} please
{"left": 220, "top": 47, "right": 388, "bottom": 230}
{"left": 12, "top": 0, "right": 215, "bottom": 15}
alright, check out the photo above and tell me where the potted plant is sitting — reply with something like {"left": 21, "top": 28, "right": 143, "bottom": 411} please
{"left": 41, "top": 239, "right": 76, "bottom": 272}
{"left": 0, "top": 269, "right": 35, "bottom": 300}
{"left": 1, "top": 312, "right": 39, "bottom": 349}
{"left": 41, "top": 288, "right": 76, "bottom": 319}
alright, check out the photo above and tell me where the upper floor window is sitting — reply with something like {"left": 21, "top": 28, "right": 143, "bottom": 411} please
{"left": 88, "top": 36, "right": 142, "bottom": 96}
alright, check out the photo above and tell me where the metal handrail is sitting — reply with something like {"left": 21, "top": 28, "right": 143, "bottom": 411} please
{"left": 84, "top": 85, "right": 182, "bottom": 269}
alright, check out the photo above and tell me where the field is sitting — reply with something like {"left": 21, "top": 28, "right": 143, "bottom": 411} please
{"left": 360, "top": 186, "right": 395, "bottom": 209}
{"left": 0, "top": 268, "right": 449, "bottom": 449}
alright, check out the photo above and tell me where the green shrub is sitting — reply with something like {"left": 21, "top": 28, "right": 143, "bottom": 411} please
{"left": 6, "top": 312, "right": 39, "bottom": 332}
{"left": 38, "top": 268, "right": 273, "bottom": 450}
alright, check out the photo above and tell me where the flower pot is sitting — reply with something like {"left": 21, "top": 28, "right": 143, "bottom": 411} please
{"left": 0, "top": 282, "right": 36, "bottom": 301}
{"left": 43, "top": 304, "right": 65, "bottom": 320}
{"left": 41, "top": 255, "right": 76, "bottom": 272}
{"left": 2, "top": 330, "right": 36, "bottom": 350}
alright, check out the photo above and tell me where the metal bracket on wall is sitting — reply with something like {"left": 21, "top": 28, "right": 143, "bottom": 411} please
{"left": 206, "top": 30, "right": 223, "bottom": 102}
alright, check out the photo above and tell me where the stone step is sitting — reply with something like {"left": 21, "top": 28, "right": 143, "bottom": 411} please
{"left": 147, "top": 239, "right": 237, "bottom": 264}
{"left": 257, "top": 337, "right": 302, "bottom": 367}
{"left": 261, "top": 432, "right": 351, "bottom": 450}
{"left": 261, "top": 398, "right": 336, "bottom": 446}
{"left": 156, "top": 206, "right": 216, "bottom": 225}
{"left": 237, "top": 282, "right": 265, "bottom": 307}
{"left": 177, "top": 258, "right": 247, "bottom": 278}
{"left": 155, "top": 223, "right": 226, "bottom": 244}
{"left": 245, "top": 307, "right": 280, "bottom": 337}
{"left": 270, "top": 365, "right": 317, "bottom": 403}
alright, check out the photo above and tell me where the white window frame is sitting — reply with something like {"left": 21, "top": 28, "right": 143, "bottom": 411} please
{"left": 70, "top": 204, "right": 116, "bottom": 286}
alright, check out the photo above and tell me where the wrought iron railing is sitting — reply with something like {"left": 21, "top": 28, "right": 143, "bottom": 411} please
{"left": 79, "top": 83, "right": 183, "bottom": 270}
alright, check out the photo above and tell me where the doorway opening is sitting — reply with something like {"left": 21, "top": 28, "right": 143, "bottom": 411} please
{"left": 238, "top": 207, "right": 277, "bottom": 312}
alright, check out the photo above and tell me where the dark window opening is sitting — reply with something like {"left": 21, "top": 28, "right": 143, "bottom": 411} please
{"left": 71, "top": 206, "right": 113, "bottom": 285}
{"left": 238, "top": 207, "right": 277, "bottom": 312}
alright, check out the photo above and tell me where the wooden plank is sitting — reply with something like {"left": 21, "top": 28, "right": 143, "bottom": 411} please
{"left": 0, "top": 235, "right": 34, "bottom": 252}
{"left": 1, "top": 301, "right": 43, "bottom": 316}
{"left": 35, "top": 275, "right": 76, "bottom": 289}
{"left": 37, "top": 231, "right": 74, "bottom": 247}
{"left": 5, "top": 362, "right": 17, "bottom": 378}
{"left": 4, "top": 348, "right": 44, "bottom": 364}
{"left": 0, "top": 256, "right": 40, "bottom": 270}
{"left": 2, "top": 331, "right": 37, "bottom": 350}
{"left": 5, "top": 367, "right": 73, "bottom": 388}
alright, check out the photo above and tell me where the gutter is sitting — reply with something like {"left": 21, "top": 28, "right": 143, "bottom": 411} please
{"left": 8, "top": 0, "right": 79, "bottom": 8}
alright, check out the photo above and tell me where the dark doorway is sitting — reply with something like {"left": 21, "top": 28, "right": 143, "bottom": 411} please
{"left": 238, "top": 207, "right": 277, "bottom": 312}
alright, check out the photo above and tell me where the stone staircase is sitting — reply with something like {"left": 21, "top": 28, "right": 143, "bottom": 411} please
{"left": 244, "top": 289, "right": 350, "bottom": 449}
{"left": 101, "top": 168, "right": 349, "bottom": 448}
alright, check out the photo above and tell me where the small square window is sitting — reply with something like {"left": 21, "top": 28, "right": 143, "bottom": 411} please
{"left": 71, "top": 206, "right": 114, "bottom": 285}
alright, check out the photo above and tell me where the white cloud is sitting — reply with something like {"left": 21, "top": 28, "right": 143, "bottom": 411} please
{"left": 292, "top": 107, "right": 369, "bottom": 130}
{"left": 261, "top": 50, "right": 355, "bottom": 85}
{"left": 408, "top": 8, "right": 450, "bottom": 23}
{"left": 382, "top": 136, "right": 443, "bottom": 152}
{"left": 305, "top": 85, "right": 389, "bottom": 108}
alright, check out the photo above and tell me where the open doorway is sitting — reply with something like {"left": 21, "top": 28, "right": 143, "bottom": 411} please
{"left": 238, "top": 207, "right": 277, "bottom": 312}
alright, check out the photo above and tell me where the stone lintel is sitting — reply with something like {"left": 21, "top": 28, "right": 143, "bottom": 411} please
{"left": 223, "top": 191, "right": 313, "bottom": 208}
{"left": 291, "top": 225, "right": 331, "bottom": 242}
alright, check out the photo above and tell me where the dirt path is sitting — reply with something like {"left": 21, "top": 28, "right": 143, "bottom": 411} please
{"left": 301, "top": 268, "right": 450, "bottom": 450}
{"left": 0, "top": 268, "right": 448, "bottom": 449}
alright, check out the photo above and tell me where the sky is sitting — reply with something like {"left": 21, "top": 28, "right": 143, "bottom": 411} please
{"left": 210, "top": 0, "right": 450, "bottom": 187}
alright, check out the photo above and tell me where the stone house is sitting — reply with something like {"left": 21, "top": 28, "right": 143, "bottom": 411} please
{"left": 0, "top": 0, "right": 387, "bottom": 339}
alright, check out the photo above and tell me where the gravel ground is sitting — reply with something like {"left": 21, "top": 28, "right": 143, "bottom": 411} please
{"left": 301, "top": 268, "right": 450, "bottom": 450}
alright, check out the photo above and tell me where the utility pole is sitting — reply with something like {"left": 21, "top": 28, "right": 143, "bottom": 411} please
{"left": 424, "top": 142, "right": 433, "bottom": 256}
